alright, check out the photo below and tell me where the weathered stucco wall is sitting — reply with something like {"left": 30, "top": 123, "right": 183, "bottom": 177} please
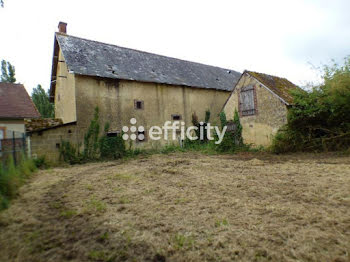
{"left": 73, "top": 76, "right": 230, "bottom": 148}
{"left": 223, "top": 73, "right": 288, "bottom": 146}
{"left": 0, "top": 119, "right": 25, "bottom": 136}
{"left": 54, "top": 50, "right": 77, "bottom": 123}
{"left": 29, "top": 123, "right": 78, "bottom": 164}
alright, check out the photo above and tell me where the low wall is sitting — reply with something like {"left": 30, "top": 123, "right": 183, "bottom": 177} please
{"left": 29, "top": 122, "right": 78, "bottom": 165}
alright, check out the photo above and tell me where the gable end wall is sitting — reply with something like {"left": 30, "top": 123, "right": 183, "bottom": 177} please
{"left": 223, "top": 73, "right": 288, "bottom": 146}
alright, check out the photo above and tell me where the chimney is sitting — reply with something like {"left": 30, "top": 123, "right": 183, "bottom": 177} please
{"left": 58, "top": 22, "right": 67, "bottom": 34}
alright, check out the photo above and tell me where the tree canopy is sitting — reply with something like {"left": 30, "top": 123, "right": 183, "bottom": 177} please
{"left": 31, "top": 85, "right": 55, "bottom": 118}
{"left": 0, "top": 60, "right": 16, "bottom": 83}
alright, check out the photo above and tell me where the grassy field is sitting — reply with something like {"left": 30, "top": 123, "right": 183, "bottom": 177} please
{"left": 0, "top": 152, "right": 349, "bottom": 262}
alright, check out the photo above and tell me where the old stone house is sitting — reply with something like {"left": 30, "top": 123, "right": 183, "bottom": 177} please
{"left": 29, "top": 22, "right": 240, "bottom": 163}
{"left": 222, "top": 70, "right": 298, "bottom": 146}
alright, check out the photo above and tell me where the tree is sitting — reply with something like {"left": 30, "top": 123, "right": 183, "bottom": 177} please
{"left": 1, "top": 60, "right": 16, "bottom": 83}
{"left": 31, "top": 85, "right": 55, "bottom": 118}
{"left": 1, "top": 0, "right": 4, "bottom": 8}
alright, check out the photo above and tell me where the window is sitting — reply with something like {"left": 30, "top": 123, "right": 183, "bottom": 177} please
{"left": 171, "top": 114, "right": 182, "bottom": 121}
{"left": 134, "top": 100, "right": 144, "bottom": 110}
{"left": 239, "top": 85, "right": 257, "bottom": 116}
{"left": 107, "top": 131, "right": 120, "bottom": 137}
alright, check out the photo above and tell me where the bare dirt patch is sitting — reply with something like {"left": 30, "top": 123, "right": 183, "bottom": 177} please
{"left": 0, "top": 152, "right": 350, "bottom": 261}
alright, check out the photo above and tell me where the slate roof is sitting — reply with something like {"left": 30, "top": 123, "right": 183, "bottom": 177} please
{"left": 246, "top": 71, "right": 299, "bottom": 104}
{"left": 0, "top": 83, "right": 40, "bottom": 119}
{"left": 54, "top": 33, "right": 241, "bottom": 91}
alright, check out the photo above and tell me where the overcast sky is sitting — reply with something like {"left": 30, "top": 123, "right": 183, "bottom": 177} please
{"left": 0, "top": 0, "right": 349, "bottom": 94}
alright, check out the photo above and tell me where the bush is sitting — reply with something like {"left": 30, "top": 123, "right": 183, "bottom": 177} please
{"left": 99, "top": 123, "right": 126, "bottom": 159}
{"left": 83, "top": 107, "right": 100, "bottom": 160}
{"left": 60, "top": 140, "right": 83, "bottom": 164}
{"left": 19, "top": 154, "right": 37, "bottom": 177}
{"left": 215, "top": 110, "right": 244, "bottom": 153}
{"left": 33, "top": 156, "right": 49, "bottom": 169}
{"left": 60, "top": 120, "right": 126, "bottom": 164}
{"left": 160, "top": 144, "right": 185, "bottom": 154}
{"left": 271, "top": 56, "right": 350, "bottom": 153}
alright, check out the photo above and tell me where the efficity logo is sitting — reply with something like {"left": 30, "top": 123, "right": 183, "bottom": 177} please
{"left": 122, "top": 118, "right": 227, "bottom": 144}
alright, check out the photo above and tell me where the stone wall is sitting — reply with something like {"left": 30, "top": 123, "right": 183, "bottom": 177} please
{"left": 29, "top": 123, "right": 78, "bottom": 164}
{"left": 54, "top": 49, "right": 77, "bottom": 123}
{"left": 223, "top": 73, "right": 288, "bottom": 146}
{"left": 73, "top": 76, "right": 230, "bottom": 148}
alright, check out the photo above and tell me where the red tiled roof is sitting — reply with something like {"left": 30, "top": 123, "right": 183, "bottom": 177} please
{"left": 0, "top": 83, "right": 41, "bottom": 119}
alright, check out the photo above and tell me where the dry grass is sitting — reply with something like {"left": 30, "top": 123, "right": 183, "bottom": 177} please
{"left": 0, "top": 152, "right": 350, "bottom": 261}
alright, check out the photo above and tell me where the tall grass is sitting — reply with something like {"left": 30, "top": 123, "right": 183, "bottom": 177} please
{"left": 0, "top": 154, "right": 37, "bottom": 211}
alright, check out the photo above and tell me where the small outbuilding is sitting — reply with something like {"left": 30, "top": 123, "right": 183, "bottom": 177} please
{"left": 222, "top": 70, "right": 299, "bottom": 146}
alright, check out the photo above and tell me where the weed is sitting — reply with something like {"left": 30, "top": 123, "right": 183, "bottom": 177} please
{"left": 160, "top": 144, "right": 185, "bottom": 154}
{"left": 0, "top": 155, "right": 37, "bottom": 211}
{"left": 49, "top": 201, "right": 63, "bottom": 209}
{"left": 175, "top": 198, "right": 190, "bottom": 205}
{"left": 172, "top": 233, "right": 195, "bottom": 250}
{"left": 88, "top": 250, "right": 115, "bottom": 262}
{"left": 215, "top": 219, "right": 229, "bottom": 227}
{"left": 33, "top": 156, "right": 50, "bottom": 169}
{"left": 114, "top": 187, "right": 124, "bottom": 193}
{"left": 113, "top": 173, "right": 133, "bottom": 180}
{"left": 86, "top": 198, "right": 107, "bottom": 213}
{"left": 118, "top": 196, "right": 131, "bottom": 204}
{"left": 97, "top": 232, "right": 109, "bottom": 242}
{"left": 144, "top": 188, "right": 155, "bottom": 194}
{"left": 60, "top": 209, "right": 77, "bottom": 218}
{"left": 85, "top": 184, "right": 94, "bottom": 191}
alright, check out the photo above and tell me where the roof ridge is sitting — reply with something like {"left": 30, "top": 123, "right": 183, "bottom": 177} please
{"left": 0, "top": 82, "right": 24, "bottom": 86}
{"left": 55, "top": 32, "right": 239, "bottom": 73}
{"left": 246, "top": 70, "right": 296, "bottom": 85}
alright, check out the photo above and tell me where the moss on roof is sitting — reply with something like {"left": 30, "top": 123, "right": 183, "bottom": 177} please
{"left": 247, "top": 71, "right": 299, "bottom": 104}
{"left": 25, "top": 118, "right": 63, "bottom": 132}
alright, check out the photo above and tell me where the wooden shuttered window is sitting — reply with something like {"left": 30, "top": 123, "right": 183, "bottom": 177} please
{"left": 239, "top": 85, "right": 256, "bottom": 116}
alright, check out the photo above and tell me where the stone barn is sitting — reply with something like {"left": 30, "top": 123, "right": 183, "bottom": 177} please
{"left": 222, "top": 70, "right": 299, "bottom": 146}
{"left": 29, "top": 22, "right": 241, "bottom": 163}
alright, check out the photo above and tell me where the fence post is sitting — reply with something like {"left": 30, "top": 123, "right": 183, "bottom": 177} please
{"left": 12, "top": 131, "right": 16, "bottom": 165}
{"left": 22, "top": 133, "right": 26, "bottom": 156}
